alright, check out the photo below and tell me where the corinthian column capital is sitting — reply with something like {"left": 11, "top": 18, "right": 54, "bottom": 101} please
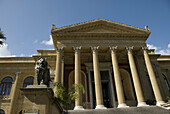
{"left": 15, "top": 72, "right": 21, "bottom": 76}
{"left": 14, "top": 72, "right": 21, "bottom": 81}
{"left": 91, "top": 46, "right": 99, "bottom": 53}
{"left": 142, "top": 47, "right": 148, "bottom": 53}
{"left": 73, "top": 46, "right": 81, "bottom": 53}
{"left": 142, "top": 46, "right": 148, "bottom": 50}
{"left": 126, "top": 46, "right": 134, "bottom": 54}
{"left": 110, "top": 46, "right": 118, "bottom": 53}
{"left": 56, "top": 47, "right": 63, "bottom": 53}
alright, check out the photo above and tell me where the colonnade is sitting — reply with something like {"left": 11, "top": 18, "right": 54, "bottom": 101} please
{"left": 54, "top": 46, "right": 165, "bottom": 110}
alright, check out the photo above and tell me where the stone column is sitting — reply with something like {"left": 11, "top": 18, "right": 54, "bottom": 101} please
{"left": 73, "top": 46, "right": 84, "bottom": 110}
{"left": 54, "top": 47, "right": 63, "bottom": 96}
{"left": 110, "top": 46, "right": 129, "bottom": 108}
{"left": 54, "top": 47, "right": 63, "bottom": 83}
{"left": 142, "top": 47, "right": 165, "bottom": 106}
{"left": 9, "top": 72, "right": 21, "bottom": 114}
{"left": 127, "top": 47, "right": 148, "bottom": 107}
{"left": 91, "top": 46, "right": 107, "bottom": 109}
{"left": 61, "top": 57, "right": 64, "bottom": 84}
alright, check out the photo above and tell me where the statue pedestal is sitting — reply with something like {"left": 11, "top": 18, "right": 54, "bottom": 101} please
{"left": 20, "top": 85, "right": 62, "bottom": 114}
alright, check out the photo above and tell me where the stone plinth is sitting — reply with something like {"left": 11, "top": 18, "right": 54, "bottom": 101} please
{"left": 20, "top": 85, "right": 63, "bottom": 114}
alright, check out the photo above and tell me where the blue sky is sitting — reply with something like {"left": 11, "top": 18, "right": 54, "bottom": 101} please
{"left": 0, "top": 0, "right": 170, "bottom": 57}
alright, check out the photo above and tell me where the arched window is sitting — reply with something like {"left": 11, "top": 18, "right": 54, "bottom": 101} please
{"left": 120, "top": 69, "right": 135, "bottom": 100}
{"left": 0, "top": 77, "right": 13, "bottom": 95}
{"left": 23, "top": 77, "right": 34, "bottom": 88}
{"left": 69, "top": 71, "right": 87, "bottom": 103}
{"left": 0, "top": 109, "right": 5, "bottom": 114}
{"left": 163, "top": 74, "right": 170, "bottom": 91}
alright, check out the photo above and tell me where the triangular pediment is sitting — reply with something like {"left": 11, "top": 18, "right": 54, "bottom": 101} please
{"left": 51, "top": 19, "right": 150, "bottom": 34}
{"left": 86, "top": 28, "right": 118, "bottom": 33}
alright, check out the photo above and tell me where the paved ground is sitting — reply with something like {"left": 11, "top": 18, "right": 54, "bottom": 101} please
{"left": 66, "top": 106, "right": 170, "bottom": 114}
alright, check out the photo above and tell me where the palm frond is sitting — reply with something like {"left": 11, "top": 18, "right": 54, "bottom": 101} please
{"left": 0, "top": 31, "right": 6, "bottom": 45}
{"left": 0, "top": 31, "right": 6, "bottom": 39}
{"left": 0, "top": 41, "right": 3, "bottom": 45}
{"left": 53, "top": 82, "right": 85, "bottom": 110}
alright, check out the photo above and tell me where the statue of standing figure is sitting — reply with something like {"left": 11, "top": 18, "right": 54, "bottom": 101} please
{"left": 35, "top": 57, "right": 50, "bottom": 87}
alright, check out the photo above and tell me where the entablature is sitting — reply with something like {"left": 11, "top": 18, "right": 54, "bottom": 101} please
{"left": 51, "top": 19, "right": 150, "bottom": 50}
{"left": 55, "top": 39, "right": 146, "bottom": 48}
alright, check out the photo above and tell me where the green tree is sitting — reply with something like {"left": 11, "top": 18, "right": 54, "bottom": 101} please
{"left": 53, "top": 82, "right": 85, "bottom": 111}
{"left": 0, "top": 29, "right": 6, "bottom": 45}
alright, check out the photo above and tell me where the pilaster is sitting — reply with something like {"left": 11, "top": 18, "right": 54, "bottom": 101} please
{"left": 9, "top": 72, "right": 21, "bottom": 114}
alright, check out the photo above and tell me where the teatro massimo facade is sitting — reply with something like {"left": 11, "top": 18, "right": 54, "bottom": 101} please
{"left": 0, "top": 19, "right": 170, "bottom": 113}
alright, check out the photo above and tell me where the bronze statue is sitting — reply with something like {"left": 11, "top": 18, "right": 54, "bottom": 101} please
{"left": 35, "top": 57, "right": 50, "bottom": 87}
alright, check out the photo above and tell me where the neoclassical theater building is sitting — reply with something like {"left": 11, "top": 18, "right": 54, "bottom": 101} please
{"left": 0, "top": 19, "right": 170, "bottom": 113}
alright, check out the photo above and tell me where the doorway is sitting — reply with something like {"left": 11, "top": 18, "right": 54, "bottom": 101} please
{"left": 90, "top": 70, "right": 113, "bottom": 108}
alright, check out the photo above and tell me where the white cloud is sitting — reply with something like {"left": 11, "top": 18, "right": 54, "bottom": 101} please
{"left": 19, "top": 53, "right": 35, "bottom": 57}
{"left": 29, "top": 53, "right": 36, "bottom": 57}
{"left": 0, "top": 44, "right": 16, "bottom": 57}
{"left": 33, "top": 40, "right": 38, "bottom": 44}
{"left": 41, "top": 35, "right": 53, "bottom": 46}
{"left": 147, "top": 44, "right": 159, "bottom": 50}
{"left": 168, "top": 44, "right": 170, "bottom": 48}
{"left": 147, "top": 43, "right": 170, "bottom": 55}
{"left": 0, "top": 43, "right": 36, "bottom": 57}
{"left": 19, "top": 53, "right": 25, "bottom": 57}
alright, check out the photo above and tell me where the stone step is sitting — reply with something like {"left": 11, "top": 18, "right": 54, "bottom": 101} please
{"left": 66, "top": 106, "right": 169, "bottom": 114}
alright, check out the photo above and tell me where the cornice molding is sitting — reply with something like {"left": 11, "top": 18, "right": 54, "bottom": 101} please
{"left": 53, "top": 33, "right": 148, "bottom": 41}
{"left": 51, "top": 19, "right": 150, "bottom": 35}
{"left": 53, "top": 32, "right": 148, "bottom": 37}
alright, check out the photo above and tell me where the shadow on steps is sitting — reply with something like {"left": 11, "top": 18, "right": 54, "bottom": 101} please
{"left": 64, "top": 106, "right": 169, "bottom": 114}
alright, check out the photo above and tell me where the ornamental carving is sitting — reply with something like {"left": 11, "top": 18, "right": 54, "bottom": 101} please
{"left": 56, "top": 47, "right": 64, "bottom": 53}
{"left": 91, "top": 46, "right": 99, "bottom": 53}
{"left": 142, "top": 47, "right": 149, "bottom": 54}
{"left": 142, "top": 47, "right": 148, "bottom": 51}
{"left": 126, "top": 46, "right": 134, "bottom": 54}
{"left": 57, "top": 40, "right": 145, "bottom": 47}
{"left": 110, "top": 46, "right": 118, "bottom": 53}
{"left": 73, "top": 46, "right": 81, "bottom": 53}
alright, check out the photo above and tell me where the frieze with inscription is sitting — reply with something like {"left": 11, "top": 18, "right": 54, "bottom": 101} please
{"left": 57, "top": 40, "right": 145, "bottom": 47}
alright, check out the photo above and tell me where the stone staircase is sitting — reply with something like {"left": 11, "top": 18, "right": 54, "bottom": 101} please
{"left": 66, "top": 106, "right": 169, "bottom": 114}
{"left": 161, "top": 102, "right": 170, "bottom": 110}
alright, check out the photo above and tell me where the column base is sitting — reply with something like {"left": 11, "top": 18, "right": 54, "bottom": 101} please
{"left": 137, "top": 102, "right": 149, "bottom": 107}
{"left": 95, "top": 105, "right": 107, "bottom": 109}
{"left": 74, "top": 106, "right": 84, "bottom": 110}
{"left": 118, "top": 103, "right": 129, "bottom": 108}
{"left": 156, "top": 101, "right": 166, "bottom": 106}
